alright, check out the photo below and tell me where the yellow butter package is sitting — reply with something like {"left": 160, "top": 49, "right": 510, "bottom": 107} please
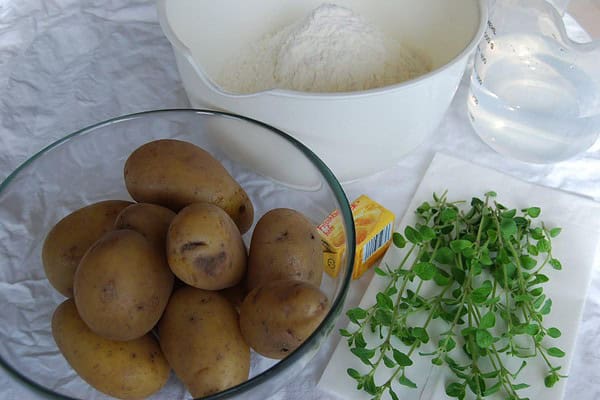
{"left": 317, "top": 195, "right": 395, "bottom": 279}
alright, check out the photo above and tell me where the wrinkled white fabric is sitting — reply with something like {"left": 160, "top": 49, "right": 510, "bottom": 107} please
{"left": 0, "top": 1, "right": 598, "bottom": 399}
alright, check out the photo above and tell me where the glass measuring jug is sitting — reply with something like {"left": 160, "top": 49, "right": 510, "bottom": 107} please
{"left": 467, "top": 0, "right": 600, "bottom": 163}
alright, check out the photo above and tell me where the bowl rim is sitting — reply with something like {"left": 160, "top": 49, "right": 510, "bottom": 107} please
{"left": 0, "top": 108, "right": 356, "bottom": 400}
{"left": 157, "top": 0, "right": 489, "bottom": 99}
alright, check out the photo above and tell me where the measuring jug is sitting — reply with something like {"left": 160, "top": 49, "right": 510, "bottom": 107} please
{"left": 467, "top": 0, "right": 600, "bottom": 163}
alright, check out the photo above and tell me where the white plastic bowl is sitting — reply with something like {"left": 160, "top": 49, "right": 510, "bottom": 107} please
{"left": 158, "top": 0, "right": 487, "bottom": 184}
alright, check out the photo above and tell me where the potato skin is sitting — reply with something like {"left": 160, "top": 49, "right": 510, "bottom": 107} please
{"left": 42, "top": 200, "right": 132, "bottom": 298}
{"left": 167, "top": 203, "right": 246, "bottom": 290}
{"left": 114, "top": 203, "right": 176, "bottom": 250}
{"left": 239, "top": 280, "right": 329, "bottom": 359}
{"left": 247, "top": 208, "right": 323, "bottom": 292}
{"left": 123, "top": 139, "right": 254, "bottom": 233}
{"left": 52, "top": 299, "right": 170, "bottom": 399}
{"left": 73, "top": 229, "right": 174, "bottom": 341}
{"left": 159, "top": 287, "right": 250, "bottom": 398}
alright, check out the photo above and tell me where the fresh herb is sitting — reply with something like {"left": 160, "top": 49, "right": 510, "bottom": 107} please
{"left": 342, "top": 191, "right": 566, "bottom": 400}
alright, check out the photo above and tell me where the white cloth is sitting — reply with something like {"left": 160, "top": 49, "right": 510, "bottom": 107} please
{"left": 0, "top": 1, "right": 598, "bottom": 399}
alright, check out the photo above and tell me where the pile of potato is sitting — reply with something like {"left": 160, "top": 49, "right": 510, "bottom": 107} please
{"left": 42, "top": 139, "right": 329, "bottom": 399}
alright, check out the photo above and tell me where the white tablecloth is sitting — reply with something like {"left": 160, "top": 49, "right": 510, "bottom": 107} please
{"left": 1, "top": 1, "right": 598, "bottom": 399}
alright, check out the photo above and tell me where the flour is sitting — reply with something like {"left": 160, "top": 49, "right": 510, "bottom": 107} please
{"left": 217, "top": 3, "right": 431, "bottom": 94}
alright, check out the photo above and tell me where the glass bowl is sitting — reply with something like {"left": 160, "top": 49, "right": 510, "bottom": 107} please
{"left": 0, "top": 109, "right": 355, "bottom": 399}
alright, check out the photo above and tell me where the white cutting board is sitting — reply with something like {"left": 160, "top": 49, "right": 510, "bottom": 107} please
{"left": 319, "top": 153, "right": 600, "bottom": 400}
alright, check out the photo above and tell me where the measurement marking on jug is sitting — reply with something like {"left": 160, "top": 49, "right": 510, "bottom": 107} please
{"left": 487, "top": 20, "right": 497, "bottom": 36}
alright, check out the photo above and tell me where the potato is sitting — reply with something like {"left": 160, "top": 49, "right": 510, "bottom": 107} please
{"left": 167, "top": 202, "right": 246, "bottom": 290}
{"left": 73, "top": 229, "right": 174, "bottom": 341}
{"left": 52, "top": 299, "right": 169, "bottom": 399}
{"left": 114, "top": 203, "right": 175, "bottom": 250}
{"left": 246, "top": 208, "right": 322, "bottom": 292}
{"left": 159, "top": 287, "right": 250, "bottom": 397}
{"left": 123, "top": 139, "right": 254, "bottom": 233}
{"left": 42, "top": 200, "right": 132, "bottom": 297}
{"left": 239, "top": 280, "right": 329, "bottom": 359}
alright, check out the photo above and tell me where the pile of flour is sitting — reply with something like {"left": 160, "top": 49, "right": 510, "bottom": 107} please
{"left": 217, "top": 3, "right": 431, "bottom": 94}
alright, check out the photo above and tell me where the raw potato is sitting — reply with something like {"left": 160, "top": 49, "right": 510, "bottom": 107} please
{"left": 74, "top": 229, "right": 174, "bottom": 341}
{"left": 159, "top": 287, "right": 250, "bottom": 397}
{"left": 52, "top": 299, "right": 170, "bottom": 400}
{"left": 239, "top": 280, "right": 329, "bottom": 359}
{"left": 123, "top": 139, "right": 254, "bottom": 233}
{"left": 42, "top": 200, "right": 132, "bottom": 297}
{"left": 247, "top": 208, "right": 323, "bottom": 292}
{"left": 114, "top": 202, "right": 176, "bottom": 250}
{"left": 167, "top": 202, "right": 246, "bottom": 290}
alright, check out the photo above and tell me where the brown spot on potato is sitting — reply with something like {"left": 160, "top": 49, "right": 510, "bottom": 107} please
{"left": 180, "top": 241, "right": 207, "bottom": 252}
{"left": 194, "top": 251, "right": 226, "bottom": 277}
{"left": 100, "top": 281, "right": 116, "bottom": 303}
{"left": 276, "top": 231, "right": 289, "bottom": 241}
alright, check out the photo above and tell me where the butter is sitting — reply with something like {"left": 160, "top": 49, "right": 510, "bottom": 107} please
{"left": 317, "top": 195, "right": 395, "bottom": 279}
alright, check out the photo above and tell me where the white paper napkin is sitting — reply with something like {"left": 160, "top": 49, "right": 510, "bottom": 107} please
{"left": 319, "top": 153, "right": 600, "bottom": 400}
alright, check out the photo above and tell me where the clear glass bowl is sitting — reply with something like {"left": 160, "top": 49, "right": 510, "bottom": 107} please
{"left": 0, "top": 109, "right": 355, "bottom": 399}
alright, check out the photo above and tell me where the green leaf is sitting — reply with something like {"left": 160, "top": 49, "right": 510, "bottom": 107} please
{"left": 347, "top": 368, "right": 361, "bottom": 380}
{"left": 547, "top": 347, "right": 565, "bottom": 358}
{"left": 525, "top": 324, "right": 540, "bottom": 336}
{"left": 549, "top": 258, "right": 562, "bottom": 270}
{"left": 414, "top": 262, "right": 437, "bottom": 281}
{"left": 339, "top": 328, "right": 351, "bottom": 337}
{"left": 392, "top": 349, "right": 413, "bottom": 367}
{"left": 398, "top": 374, "right": 418, "bottom": 389}
{"left": 545, "top": 373, "right": 559, "bottom": 388}
{"left": 485, "top": 191, "right": 497, "bottom": 198}
{"left": 390, "top": 390, "right": 400, "bottom": 400}
{"left": 520, "top": 255, "right": 537, "bottom": 270}
{"left": 392, "top": 232, "right": 406, "bottom": 248}
{"left": 526, "top": 207, "right": 541, "bottom": 218}
{"left": 527, "top": 244, "right": 539, "bottom": 256}
{"left": 500, "top": 217, "right": 517, "bottom": 237}
{"left": 483, "top": 381, "right": 502, "bottom": 396}
{"left": 531, "top": 227, "right": 545, "bottom": 240}
{"left": 540, "top": 299, "right": 553, "bottom": 316}
{"left": 405, "top": 226, "right": 423, "bottom": 244}
{"left": 354, "top": 332, "right": 366, "bottom": 348}
{"left": 512, "top": 383, "right": 531, "bottom": 390}
{"left": 451, "top": 267, "right": 466, "bottom": 285}
{"left": 549, "top": 227, "right": 562, "bottom": 238}
{"left": 446, "top": 382, "right": 465, "bottom": 398}
{"left": 434, "top": 268, "right": 451, "bottom": 286}
{"left": 450, "top": 239, "right": 472, "bottom": 253}
{"left": 374, "top": 266, "right": 388, "bottom": 276}
{"left": 537, "top": 238, "right": 551, "bottom": 253}
{"left": 347, "top": 307, "right": 367, "bottom": 323}
{"left": 487, "top": 229, "right": 498, "bottom": 243}
{"left": 435, "top": 247, "right": 454, "bottom": 264}
{"left": 480, "top": 312, "right": 496, "bottom": 329}
{"left": 533, "top": 294, "right": 546, "bottom": 309}
{"left": 383, "top": 355, "right": 396, "bottom": 368}
{"left": 502, "top": 209, "right": 517, "bottom": 218}
{"left": 374, "top": 308, "right": 393, "bottom": 326}
{"left": 476, "top": 329, "right": 494, "bottom": 348}
{"left": 418, "top": 225, "right": 436, "bottom": 242}
{"left": 470, "top": 281, "right": 493, "bottom": 304}
{"left": 432, "top": 357, "right": 443, "bottom": 366}
{"left": 363, "top": 374, "right": 377, "bottom": 395}
{"left": 440, "top": 337, "right": 457, "bottom": 352}
{"left": 412, "top": 327, "right": 430, "bottom": 343}
{"left": 441, "top": 208, "right": 458, "bottom": 223}
{"left": 376, "top": 292, "right": 394, "bottom": 310}
{"left": 547, "top": 327, "right": 562, "bottom": 338}
{"left": 351, "top": 347, "right": 376, "bottom": 365}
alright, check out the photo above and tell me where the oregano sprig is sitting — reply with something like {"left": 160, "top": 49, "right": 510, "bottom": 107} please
{"left": 342, "top": 191, "right": 566, "bottom": 400}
